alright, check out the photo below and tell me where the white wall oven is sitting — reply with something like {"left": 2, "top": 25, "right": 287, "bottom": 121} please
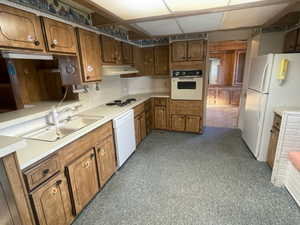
{"left": 171, "top": 70, "right": 203, "bottom": 100}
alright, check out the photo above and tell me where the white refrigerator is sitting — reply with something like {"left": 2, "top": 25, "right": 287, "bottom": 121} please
{"left": 242, "top": 53, "right": 300, "bottom": 161}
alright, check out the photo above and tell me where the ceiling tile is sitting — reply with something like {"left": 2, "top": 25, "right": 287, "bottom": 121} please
{"left": 177, "top": 13, "right": 224, "bottom": 33}
{"left": 165, "top": 0, "right": 230, "bottom": 12}
{"left": 229, "top": 0, "right": 265, "bottom": 5}
{"left": 135, "top": 19, "right": 182, "bottom": 36}
{"left": 90, "top": 0, "right": 170, "bottom": 20}
{"left": 222, "top": 3, "right": 289, "bottom": 29}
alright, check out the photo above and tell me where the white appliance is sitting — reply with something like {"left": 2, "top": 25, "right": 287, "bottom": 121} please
{"left": 242, "top": 53, "right": 300, "bottom": 161}
{"left": 113, "top": 110, "right": 136, "bottom": 167}
{"left": 171, "top": 70, "right": 203, "bottom": 100}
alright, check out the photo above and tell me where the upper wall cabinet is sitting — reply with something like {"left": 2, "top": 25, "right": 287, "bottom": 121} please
{"left": 133, "top": 46, "right": 144, "bottom": 75}
{"left": 0, "top": 4, "right": 45, "bottom": 51}
{"left": 77, "top": 29, "right": 102, "bottom": 82}
{"left": 171, "top": 40, "right": 205, "bottom": 62}
{"left": 143, "top": 47, "right": 155, "bottom": 75}
{"left": 283, "top": 29, "right": 299, "bottom": 53}
{"left": 43, "top": 18, "right": 77, "bottom": 54}
{"left": 101, "top": 35, "right": 117, "bottom": 64}
{"left": 154, "top": 46, "right": 169, "bottom": 76}
{"left": 122, "top": 42, "right": 133, "bottom": 65}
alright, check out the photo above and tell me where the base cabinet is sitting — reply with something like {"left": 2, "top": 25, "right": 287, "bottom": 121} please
{"left": 171, "top": 115, "right": 185, "bottom": 131}
{"left": 186, "top": 116, "right": 201, "bottom": 133}
{"left": 95, "top": 136, "right": 117, "bottom": 187}
{"left": 66, "top": 149, "right": 99, "bottom": 214}
{"left": 135, "top": 112, "right": 147, "bottom": 145}
{"left": 30, "top": 173, "right": 73, "bottom": 225}
{"left": 154, "top": 106, "right": 167, "bottom": 129}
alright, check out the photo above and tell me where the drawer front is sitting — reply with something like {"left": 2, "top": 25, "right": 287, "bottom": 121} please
{"left": 154, "top": 98, "right": 167, "bottom": 106}
{"left": 60, "top": 121, "right": 113, "bottom": 165}
{"left": 170, "top": 100, "right": 202, "bottom": 115}
{"left": 24, "top": 154, "right": 60, "bottom": 191}
{"left": 134, "top": 103, "right": 145, "bottom": 117}
{"left": 273, "top": 114, "right": 282, "bottom": 129}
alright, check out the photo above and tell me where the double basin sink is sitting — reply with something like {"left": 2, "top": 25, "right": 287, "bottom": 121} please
{"left": 22, "top": 115, "right": 104, "bottom": 142}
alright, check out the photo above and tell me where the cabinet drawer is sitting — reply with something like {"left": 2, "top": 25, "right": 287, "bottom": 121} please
{"left": 273, "top": 114, "right": 282, "bottom": 129}
{"left": 154, "top": 98, "right": 167, "bottom": 106}
{"left": 170, "top": 100, "right": 202, "bottom": 115}
{"left": 134, "top": 103, "right": 145, "bottom": 117}
{"left": 23, "top": 154, "right": 60, "bottom": 191}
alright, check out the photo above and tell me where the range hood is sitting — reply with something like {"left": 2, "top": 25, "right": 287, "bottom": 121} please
{"left": 102, "top": 65, "right": 139, "bottom": 76}
{"left": 1, "top": 52, "right": 53, "bottom": 60}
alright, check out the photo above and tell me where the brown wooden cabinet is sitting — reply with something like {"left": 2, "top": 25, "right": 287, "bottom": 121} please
{"left": 122, "top": 42, "right": 133, "bottom": 65}
{"left": 0, "top": 4, "right": 45, "bottom": 51}
{"left": 66, "top": 149, "right": 99, "bottom": 214}
{"left": 30, "top": 173, "right": 73, "bottom": 225}
{"left": 186, "top": 116, "right": 201, "bottom": 133}
{"left": 171, "top": 40, "right": 205, "bottom": 62}
{"left": 95, "top": 135, "right": 116, "bottom": 187}
{"left": 134, "top": 103, "right": 147, "bottom": 145}
{"left": 154, "top": 106, "right": 167, "bottom": 129}
{"left": 77, "top": 29, "right": 102, "bottom": 82}
{"left": 133, "top": 46, "right": 144, "bottom": 76}
{"left": 171, "top": 41, "right": 187, "bottom": 62}
{"left": 145, "top": 100, "right": 152, "bottom": 135}
{"left": 208, "top": 87, "right": 241, "bottom": 106}
{"left": 267, "top": 114, "right": 281, "bottom": 168}
{"left": 101, "top": 35, "right": 116, "bottom": 63}
{"left": 43, "top": 18, "right": 77, "bottom": 54}
{"left": 144, "top": 47, "right": 155, "bottom": 75}
{"left": 154, "top": 46, "right": 169, "bottom": 75}
{"left": 171, "top": 115, "right": 185, "bottom": 131}
{"left": 283, "top": 29, "right": 298, "bottom": 53}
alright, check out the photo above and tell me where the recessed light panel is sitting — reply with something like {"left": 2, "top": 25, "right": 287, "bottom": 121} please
{"left": 222, "top": 3, "right": 289, "bottom": 29}
{"left": 165, "top": 0, "right": 230, "bottom": 12}
{"left": 90, "top": 0, "right": 170, "bottom": 20}
{"left": 135, "top": 19, "right": 182, "bottom": 36}
{"left": 177, "top": 13, "right": 224, "bottom": 33}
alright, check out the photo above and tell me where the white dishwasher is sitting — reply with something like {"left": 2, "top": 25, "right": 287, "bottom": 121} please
{"left": 113, "top": 110, "right": 136, "bottom": 168}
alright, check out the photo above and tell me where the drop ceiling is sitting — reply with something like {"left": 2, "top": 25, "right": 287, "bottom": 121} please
{"left": 90, "top": 0, "right": 290, "bottom": 36}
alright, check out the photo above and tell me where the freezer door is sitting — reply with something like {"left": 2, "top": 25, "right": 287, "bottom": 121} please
{"left": 242, "top": 89, "right": 268, "bottom": 158}
{"left": 248, "top": 54, "right": 274, "bottom": 93}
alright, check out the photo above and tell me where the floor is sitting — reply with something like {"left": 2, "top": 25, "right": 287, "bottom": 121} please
{"left": 73, "top": 128, "right": 300, "bottom": 225}
{"left": 206, "top": 105, "right": 239, "bottom": 128}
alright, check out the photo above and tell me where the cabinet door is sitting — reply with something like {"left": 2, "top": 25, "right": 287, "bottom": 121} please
{"left": 140, "top": 112, "right": 147, "bottom": 140}
{"left": 43, "top": 18, "right": 77, "bottom": 54}
{"left": 186, "top": 116, "right": 201, "bottom": 133}
{"left": 115, "top": 41, "right": 123, "bottom": 65}
{"left": 31, "top": 174, "right": 73, "bottom": 225}
{"left": 155, "top": 46, "right": 169, "bottom": 75}
{"left": 66, "top": 149, "right": 99, "bottom": 214}
{"left": 154, "top": 106, "right": 167, "bottom": 129}
{"left": 95, "top": 136, "right": 117, "bottom": 187}
{"left": 284, "top": 29, "right": 298, "bottom": 53}
{"left": 0, "top": 4, "right": 45, "bottom": 51}
{"left": 171, "top": 115, "right": 186, "bottom": 131}
{"left": 144, "top": 47, "right": 154, "bottom": 75}
{"left": 77, "top": 29, "right": 102, "bottom": 82}
{"left": 101, "top": 35, "right": 116, "bottom": 63}
{"left": 231, "top": 89, "right": 241, "bottom": 106}
{"left": 188, "top": 40, "right": 205, "bottom": 61}
{"left": 122, "top": 42, "right": 133, "bottom": 65}
{"left": 207, "top": 88, "right": 217, "bottom": 105}
{"left": 134, "top": 116, "right": 141, "bottom": 145}
{"left": 216, "top": 89, "right": 231, "bottom": 105}
{"left": 171, "top": 41, "right": 187, "bottom": 62}
{"left": 133, "top": 46, "right": 144, "bottom": 75}
{"left": 267, "top": 127, "right": 280, "bottom": 168}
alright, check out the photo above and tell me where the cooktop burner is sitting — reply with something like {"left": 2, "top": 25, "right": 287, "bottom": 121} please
{"left": 106, "top": 98, "right": 136, "bottom": 107}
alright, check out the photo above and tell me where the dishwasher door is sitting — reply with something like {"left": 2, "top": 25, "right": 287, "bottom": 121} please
{"left": 113, "top": 110, "right": 136, "bottom": 168}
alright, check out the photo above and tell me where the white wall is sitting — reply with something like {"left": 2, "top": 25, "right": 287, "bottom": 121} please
{"left": 126, "top": 76, "right": 170, "bottom": 95}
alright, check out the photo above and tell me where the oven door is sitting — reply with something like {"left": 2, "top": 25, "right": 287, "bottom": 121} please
{"left": 171, "top": 77, "right": 203, "bottom": 100}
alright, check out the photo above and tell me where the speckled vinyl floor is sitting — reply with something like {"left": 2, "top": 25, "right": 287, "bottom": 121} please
{"left": 72, "top": 128, "right": 300, "bottom": 225}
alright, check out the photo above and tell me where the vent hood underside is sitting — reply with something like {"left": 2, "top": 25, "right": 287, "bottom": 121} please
{"left": 102, "top": 65, "right": 139, "bottom": 76}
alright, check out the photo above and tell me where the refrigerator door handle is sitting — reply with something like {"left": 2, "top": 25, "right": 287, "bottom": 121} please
{"left": 260, "top": 64, "right": 269, "bottom": 93}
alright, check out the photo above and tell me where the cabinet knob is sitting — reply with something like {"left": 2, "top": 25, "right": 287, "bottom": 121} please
{"left": 86, "top": 76, "right": 90, "bottom": 80}
{"left": 51, "top": 39, "right": 58, "bottom": 48}
{"left": 51, "top": 43, "right": 56, "bottom": 48}
{"left": 56, "top": 180, "right": 62, "bottom": 186}
{"left": 34, "top": 40, "right": 40, "bottom": 46}
{"left": 43, "top": 169, "right": 50, "bottom": 175}
{"left": 87, "top": 65, "right": 94, "bottom": 73}
{"left": 51, "top": 187, "right": 58, "bottom": 195}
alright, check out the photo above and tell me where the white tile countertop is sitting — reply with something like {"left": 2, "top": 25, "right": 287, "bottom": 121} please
{"left": 16, "top": 93, "right": 170, "bottom": 169}
{"left": 0, "top": 136, "right": 27, "bottom": 158}
{"left": 274, "top": 107, "right": 300, "bottom": 116}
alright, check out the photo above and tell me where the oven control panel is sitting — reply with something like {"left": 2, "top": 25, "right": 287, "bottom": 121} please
{"left": 172, "top": 70, "right": 203, "bottom": 77}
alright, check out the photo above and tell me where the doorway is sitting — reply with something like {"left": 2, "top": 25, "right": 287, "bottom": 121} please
{"left": 206, "top": 41, "right": 246, "bottom": 128}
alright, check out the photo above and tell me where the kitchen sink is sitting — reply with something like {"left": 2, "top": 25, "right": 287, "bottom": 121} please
{"left": 22, "top": 115, "right": 104, "bottom": 142}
